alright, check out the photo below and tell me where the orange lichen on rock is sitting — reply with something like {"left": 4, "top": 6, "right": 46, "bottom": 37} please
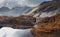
{"left": 31, "top": 14, "right": 60, "bottom": 37}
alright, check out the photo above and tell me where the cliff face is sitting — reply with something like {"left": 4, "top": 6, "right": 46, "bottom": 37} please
{"left": 31, "top": 0, "right": 60, "bottom": 37}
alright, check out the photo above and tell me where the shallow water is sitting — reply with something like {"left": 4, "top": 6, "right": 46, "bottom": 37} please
{"left": 0, "top": 27, "right": 33, "bottom": 37}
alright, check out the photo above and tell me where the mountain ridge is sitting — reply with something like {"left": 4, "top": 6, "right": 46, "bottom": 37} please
{"left": 31, "top": 0, "right": 60, "bottom": 37}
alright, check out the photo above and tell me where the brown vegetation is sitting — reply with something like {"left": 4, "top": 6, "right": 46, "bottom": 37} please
{"left": 0, "top": 15, "right": 36, "bottom": 29}
{"left": 31, "top": 14, "right": 60, "bottom": 37}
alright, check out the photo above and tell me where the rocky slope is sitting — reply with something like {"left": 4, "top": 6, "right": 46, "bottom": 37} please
{"left": 26, "top": 0, "right": 60, "bottom": 18}
{"left": 31, "top": 0, "right": 60, "bottom": 37}
{"left": 31, "top": 14, "right": 60, "bottom": 37}
{"left": 0, "top": 15, "right": 36, "bottom": 29}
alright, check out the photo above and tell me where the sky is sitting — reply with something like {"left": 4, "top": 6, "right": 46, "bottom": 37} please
{"left": 0, "top": 0, "right": 52, "bottom": 9}
{"left": 0, "top": 0, "right": 52, "bottom": 16}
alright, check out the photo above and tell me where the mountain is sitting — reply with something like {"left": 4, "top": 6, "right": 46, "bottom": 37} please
{"left": 0, "top": 1, "right": 60, "bottom": 36}
{"left": 31, "top": 0, "right": 60, "bottom": 37}
{"left": 31, "top": 13, "right": 60, "bottom": 37}
{"left": 0, "top": 15, "right": 36, "bottom": 29}
{"left": 11, "top": 6, "right": 32, "bottom": 15}
{"left": 0, "top": 6, "right": 32, "bottom": 16}
{"left": 0, "top": 7, "right": 10, "bottom": 12}
{"left": 26, "top": 0, "right": 60, "bottom": 18}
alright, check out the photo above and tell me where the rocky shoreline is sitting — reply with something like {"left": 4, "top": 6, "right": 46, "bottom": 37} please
{"left": 0, "top": 15, "right": 36, "bottom": 29}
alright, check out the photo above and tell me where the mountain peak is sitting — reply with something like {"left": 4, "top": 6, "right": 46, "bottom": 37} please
{"left": 26, "top": 0, "right": 60, "bottom": 18}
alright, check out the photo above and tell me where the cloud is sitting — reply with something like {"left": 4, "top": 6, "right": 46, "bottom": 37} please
{"left": 0, "top": 0, "right": 52, "bottom": 9}
{"left": 0, "top": 0, "right": 52, "bottom": 16}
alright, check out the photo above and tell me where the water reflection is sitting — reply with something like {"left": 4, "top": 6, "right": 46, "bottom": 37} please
{"left": 0, "top": 27, "right": 33, "bottom": 37}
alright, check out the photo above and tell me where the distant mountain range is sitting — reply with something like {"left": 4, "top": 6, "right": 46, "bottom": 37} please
{"left": 0, "top": 6, "right": 32, "bottom": 16}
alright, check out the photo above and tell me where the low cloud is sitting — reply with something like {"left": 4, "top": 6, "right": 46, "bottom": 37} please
{"left": 0, "top": 0, "right": 52, "bottom": 9}
{"left": 0, "top": 0, "right": 52, "bottom": 16}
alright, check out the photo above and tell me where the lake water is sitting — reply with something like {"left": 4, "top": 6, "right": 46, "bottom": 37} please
{"left": 0, "top": 27, "right": 33, "bottom": 37}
